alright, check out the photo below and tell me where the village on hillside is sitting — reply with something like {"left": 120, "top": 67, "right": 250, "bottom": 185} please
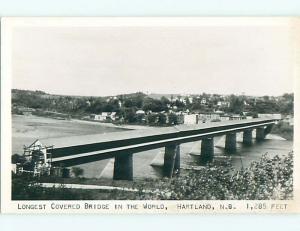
{"left": 11, "top": 89, "right": 294, "bottom": 127}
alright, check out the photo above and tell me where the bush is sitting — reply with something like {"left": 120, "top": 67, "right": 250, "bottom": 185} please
{"left": 12, "top": 173, "right": 93, "bottom": 200}
{"left": 11, "top": 152, "right": 293, "bottom": 200}
{"left": 72, "top": 167, "right": 84, "bottom": 178}
{"left": 146, "top": 114, "right": 157, "bottom": 125}
{"left": 168, "top": 113, "right": 178, "bottom": 125}
{"left": 134, "top": 152, "right": 293, "bottom": 200}
{"left": 11, "top": 153, "right": 26, "bottom": 164}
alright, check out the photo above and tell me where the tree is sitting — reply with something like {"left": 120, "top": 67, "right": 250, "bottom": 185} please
{"left": 90, "top": 98, "right": 105, "bottom": 114}
{"left": 168, "top": 113, "right": 178, "bottom": 125}
{"left": 160, "top": 96, "right": 170, "bottom": 107}
{"left": 11, "top": 154, "right": 26, "bottom": 164}
{"left": 124, "top": 108, "right": 137, "bottom": 123}
{"left": 71, "top": 167, "right": 84, "bottom": 178}
{"left": 142, "top": 97, "right": 167, "bottom": 112}
{"left": 147, "top": 114, "right": 157, "bottom": 125}
{"left": 136, "top": 113, "right": 145, "bottom": 124}
{"left": 158, "top": 113, "right": 167, "bottom": 125}
{"left": 133, "top": 152, "right": 293, "bottom": 200}
{"left": 173, "top": 100, "right": 185, "bottom": 110}
{"left": 228, "top": 95, "right": 244, "bottom": 114}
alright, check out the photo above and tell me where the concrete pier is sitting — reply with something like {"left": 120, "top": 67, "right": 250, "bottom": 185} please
{"left": 225, "top": 133, "right": 237, "bottom": 153}
{"left": 113, "top": 153, "right": 133, "bottom": 180}
{"left": 256, "top": 127, "right": 265, "bottom": 141}
{"left": 163, "top": 144, "right": 179, "bottom": 178}
{"left": 200, "top": 138, "right": 214, "bottom": 164}
{"left": 243, "top": 129, "right": 253, "bottom": 146}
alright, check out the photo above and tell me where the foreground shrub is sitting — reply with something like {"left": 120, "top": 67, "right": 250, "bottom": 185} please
{"left": 12, "top": 152, "right": 293, "bottom": 200}
{"left": 12, "top": 173, "right": 94, "bottom": 200}
{"left": 134, "top": 152, "right": 293, "bottom": 200}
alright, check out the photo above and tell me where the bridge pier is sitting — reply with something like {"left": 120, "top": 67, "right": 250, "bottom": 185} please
{"left": 113, "top": 153, "right": 133, "bottom": 181}
{"left": 225, "top": 132, "right": 237, "bottom": 153}
{"left": 243, "top": 129, "right": 253, "bottom": 146}
{"left": 200, "top": 137, "right": 214, "bottom": 164}
{"left": 256, "top": 127, "right": 265, "bottom": 141}
{"left": 163, "top": 144, "right": 180, "bottom": 178}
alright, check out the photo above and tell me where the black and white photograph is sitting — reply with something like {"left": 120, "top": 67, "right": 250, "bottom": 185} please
{"left": 1, "top": 17, "right": 299, "bottom": 213}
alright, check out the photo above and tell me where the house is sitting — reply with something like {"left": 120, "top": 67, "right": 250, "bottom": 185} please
{"left": 175, "top": 112, "right": 185, "bottom": 124}
{"left": 229, "top": 115, "right": 245, "bottom": 120}
{"left": 92, "top": 112, "right": 117, "bottom": 121}
{"left": 220, "top": 115, "right": 230, "bottom": 121}
{"left": 93, "top": 114, "right": 107, "bottom": 121}
{"left": 217, "top": 101, "right": 230, "bottom": 107}
{"left": 258, "top": 113, "right": 282, "bottom": 120}
{"left": 200, "top": 98, "right": 207, "bottom": 105}
{"left": 136, "top": 110, "right": 145, "bottom": 115}
{"left": 199, "top": 113, "right": 221, "bottom": 122}
{"left": 18, "top": 107, "right": 36, "bottom": 116}
{"left": 184, "top": 114, "right": 199, "bottom": 125}
{"left": 110, "top": 112, "right": 117, "bottom": 121}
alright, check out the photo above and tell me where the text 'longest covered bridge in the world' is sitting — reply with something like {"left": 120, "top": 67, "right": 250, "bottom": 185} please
{"left": 35, "top": 118, "right": 279, "bottom": 181}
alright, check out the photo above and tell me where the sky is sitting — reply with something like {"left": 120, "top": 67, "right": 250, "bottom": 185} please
{"left": 11, "top": 21, "right": 294, "bottom": 97}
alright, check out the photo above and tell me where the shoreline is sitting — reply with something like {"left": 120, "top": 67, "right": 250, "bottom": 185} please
{"left": 71, "top": 118, "right": 153, "bottom": 130}
{"left": 13, "top": 113, "right": 154, "bottom": 131}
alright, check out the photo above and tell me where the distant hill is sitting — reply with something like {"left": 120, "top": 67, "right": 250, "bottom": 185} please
{"left": 12, "top": 89, "right": 147, "bottom": 99}
{"left": 148, "top": 93, "right": 181, "bottom": 100}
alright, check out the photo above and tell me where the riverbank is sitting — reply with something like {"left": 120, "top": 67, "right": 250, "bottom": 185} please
{"left": 271, "top": 121, "right": 293, "bottom": 141}
{"left": 72, "top": 118, "right": 153, "bottom": 130}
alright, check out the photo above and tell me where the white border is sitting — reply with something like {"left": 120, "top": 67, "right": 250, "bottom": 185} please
{"left": 1, "top": 17, "right": 300, "bottom": 214}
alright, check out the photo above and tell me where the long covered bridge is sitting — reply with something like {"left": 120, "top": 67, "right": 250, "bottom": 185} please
{"left": 41, "top": 118, "right": 278, "bottom": 180}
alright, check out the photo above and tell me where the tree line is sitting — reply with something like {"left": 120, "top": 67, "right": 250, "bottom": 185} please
{"left": 12, "top": 89, "right": 294, "bottom": 121}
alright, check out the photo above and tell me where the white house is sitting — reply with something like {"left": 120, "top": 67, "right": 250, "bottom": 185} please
{"left": 184, "top": 114, "right": 199, "bottom": 125}
{"left": 94, "top": 114, "right": 107, "bottom": 121}
{"left": 200, "top": 98, "right": 207, "bottom": 105}
{"left": 258, "top": 113, "right": 282, "bottom": 120}
{"left": 136, "top": 110, "right": 145, "bottom": 115}
{"left": 92, "top": 112, "right": 117, "bottom": 121}
{"left": 199, "top": 113, "right": 221, "bottom": 122}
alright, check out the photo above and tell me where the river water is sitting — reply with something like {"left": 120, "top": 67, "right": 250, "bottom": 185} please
{"left": 12, "top": 115, "right": 293, "bottom": 179}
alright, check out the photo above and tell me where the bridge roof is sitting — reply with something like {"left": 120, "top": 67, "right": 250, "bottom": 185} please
{"left": 40, "top": 118, "right": 276, "bottom": 150}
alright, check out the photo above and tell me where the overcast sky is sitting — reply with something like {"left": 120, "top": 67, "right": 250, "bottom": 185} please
{"left": 12, "top": 22, "right": 294, "bottom": 96}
